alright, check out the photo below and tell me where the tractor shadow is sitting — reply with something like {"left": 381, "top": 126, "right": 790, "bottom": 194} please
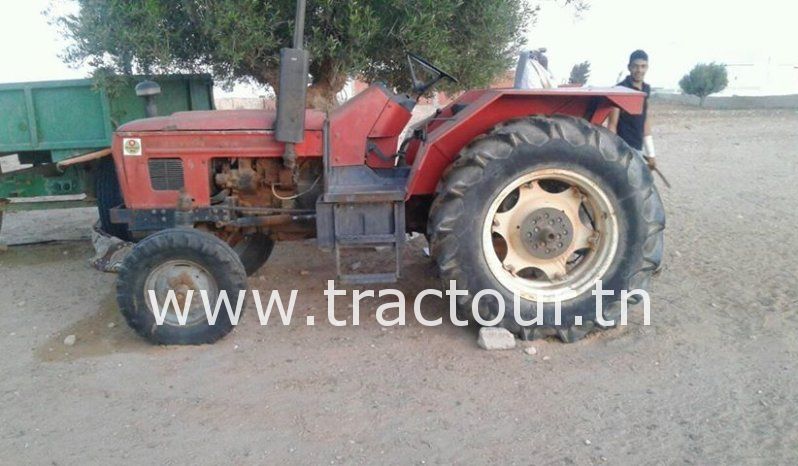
{"left": 34, "top": 291, "right": 151, "bottom": 362}
{"left": 333, "top": 235, "right": 484, "bottom": 339}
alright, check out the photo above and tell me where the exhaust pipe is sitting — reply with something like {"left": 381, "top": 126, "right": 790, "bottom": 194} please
{"left": 276, "top": 0, "right": 310, "bottom": 172}
{"left": 135, "top": 80, "right": 161, "bottom": 118}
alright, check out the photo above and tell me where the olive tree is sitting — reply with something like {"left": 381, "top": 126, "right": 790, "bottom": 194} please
{"left": 56, "top": 0, "right": 541, "bottom": 109}
{"left": 568, "top": 61, "right": 590, "bottom": 85}
{"left": 679, "top": 63, "right": 728, "bottom": 107}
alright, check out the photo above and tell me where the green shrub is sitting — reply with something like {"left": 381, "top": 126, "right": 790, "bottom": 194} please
{"left": 679, "top": 63, "right": 728, "bottom": 106}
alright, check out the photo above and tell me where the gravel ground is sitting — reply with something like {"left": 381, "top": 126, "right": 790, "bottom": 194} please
{"left": 0, "top": 103, "right": 797, "bottom": 464}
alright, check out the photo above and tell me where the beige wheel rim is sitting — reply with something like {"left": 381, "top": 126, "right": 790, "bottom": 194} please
{"left": 482, "top": 168, "right": 619, "bottom": 302}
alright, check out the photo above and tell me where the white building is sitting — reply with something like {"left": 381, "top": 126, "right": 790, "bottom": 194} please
{"left": 721, "top": 60, "right": 798, "bottom": 96}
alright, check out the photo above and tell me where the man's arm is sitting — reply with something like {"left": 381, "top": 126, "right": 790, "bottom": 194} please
{"left": 607, "top": 108, "right": 620, "bottom": 133}
{"left": 643, "top": 113, "right": 656, "bottom": 169}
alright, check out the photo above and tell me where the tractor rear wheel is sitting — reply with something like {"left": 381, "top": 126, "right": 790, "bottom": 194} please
{"left": 232, "top": 233, "right": 275, "bottom": 276}
{"left": 95, "top": 157, "right": 131, "bottom": 241}
{"left": 116, "top": 228, "right": 247, "bottom": 345}
{"left": 198, "top": 227, "right": 275, "bottom": 277}
{"left": 428, "top": 115, "right": 665, "bottom": 343}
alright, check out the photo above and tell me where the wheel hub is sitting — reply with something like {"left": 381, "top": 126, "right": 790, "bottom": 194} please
{"left": 144, "top": 260, "right": 218, "bottom": 326}
{"left": 521, "top": 207, "right": 573, "bottom": 259}
{"left": 483, "top": 169, "right": 620, "bottom": 302}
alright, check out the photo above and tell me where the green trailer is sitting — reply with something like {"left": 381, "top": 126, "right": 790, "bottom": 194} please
{"left": 0, "top": 74, "right": 214, "bottom": 238}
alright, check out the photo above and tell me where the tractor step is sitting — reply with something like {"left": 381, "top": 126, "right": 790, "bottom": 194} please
{"left": 336, "top": 234, "right": 397, "bottom": 246}
{"left": 338, "top": 272, "right": 398, "bottom": 285}
{"left": 319, "top": 200, "right": 405, "bottom": 285}
{"left": 316, "top": 166, "right": 407, "bottom": 285}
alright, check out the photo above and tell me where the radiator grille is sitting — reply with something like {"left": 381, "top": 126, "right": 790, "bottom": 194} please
{"left": 148, "top": 158, "right": 185, "bottom": 191}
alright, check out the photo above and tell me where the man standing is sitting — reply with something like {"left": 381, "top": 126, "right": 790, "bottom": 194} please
{"left": 608, "top": 50, "right": 656, "bottom": 169}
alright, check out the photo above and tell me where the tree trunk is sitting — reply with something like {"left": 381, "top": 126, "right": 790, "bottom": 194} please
{"left": 699, "top": 95, "right": 706, "bottom": 108}
{"left": 260, "top": 66, "right": 347, "bottom": 111}
{"left": 306, "top": 58, "right": 348, "bottom": 110}
{"left": 306, "top": 72, "right": 348, "bottom": 111}
{"left": 258, "top": 69, "right": 280, "bottom": 100}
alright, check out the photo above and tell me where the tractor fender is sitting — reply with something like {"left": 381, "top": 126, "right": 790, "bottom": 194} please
{"left": 404, "top": 87, "right": 645, "bottom": 197}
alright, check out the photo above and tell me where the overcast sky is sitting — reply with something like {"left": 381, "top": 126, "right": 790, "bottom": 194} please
{"left": 533, "top": 0, "right": 797, "bottom": 91}
{"left": 0, "top": 0, "right": 795, "bottom": 94}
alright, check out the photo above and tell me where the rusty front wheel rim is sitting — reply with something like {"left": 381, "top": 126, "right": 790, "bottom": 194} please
{"left": 482, "top": 168, "right": 619, "bottom": 302}
{"left": 144, "top": 260, "right": 219, "bottom": 326}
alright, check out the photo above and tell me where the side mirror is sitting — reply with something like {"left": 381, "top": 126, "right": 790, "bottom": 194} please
{"left": 135, "top": 80, "right": 161, "bottom": 118}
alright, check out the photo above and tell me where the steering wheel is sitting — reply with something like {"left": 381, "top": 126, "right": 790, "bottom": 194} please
{"left": 407, "top": 53, "right": 458, "bottom": 95}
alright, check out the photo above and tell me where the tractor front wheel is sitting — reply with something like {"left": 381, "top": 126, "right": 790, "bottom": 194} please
{"left": 116, "top": 228, "right": 248, "bottom": 345}
{"left": 428, "top": 116, "right": 665, "bottom": 342}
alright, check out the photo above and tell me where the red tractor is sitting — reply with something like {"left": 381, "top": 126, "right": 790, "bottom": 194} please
{"left": 109, "top": 1, "right": 664, "bottom": 345}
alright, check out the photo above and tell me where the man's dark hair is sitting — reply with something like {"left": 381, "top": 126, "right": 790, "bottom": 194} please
{"left": 629, "top": 49, "right": 648, "bottom": 64}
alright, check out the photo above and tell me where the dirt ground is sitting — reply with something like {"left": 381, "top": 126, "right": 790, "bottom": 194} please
{"left": 1, "top": 103, "right": 797, "bottom": 465}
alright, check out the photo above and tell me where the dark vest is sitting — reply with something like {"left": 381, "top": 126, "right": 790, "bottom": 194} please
{"left": 616, "top": 76, "right": 650, "bottom": 150}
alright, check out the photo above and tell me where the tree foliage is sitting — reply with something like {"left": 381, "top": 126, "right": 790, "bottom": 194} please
{"left": 568, "top": 61, "right": 590, "bottom": 85}
{"left": 679, "top": 63, "right": 728, "bottom": 106}
{"left": 56, "top": 0, "right": 537, "bottom": 109}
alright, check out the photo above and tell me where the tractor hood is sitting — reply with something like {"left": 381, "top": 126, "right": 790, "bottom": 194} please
{"left": 117, "top": 109, "right": 326, "bottom": 133}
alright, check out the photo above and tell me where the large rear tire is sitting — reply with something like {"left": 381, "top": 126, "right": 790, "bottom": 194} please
{"left": 95, "top": 157, "right": 131, "bottom": 241}
{"left": 116, "top": 228, "right": 247, "bottom": 345}
{"left": 428, "top": 115, "right": 665, "bottom": 343}
{"left": 227, "top": 232, "right": 275, "bottom": 276}
{"left": 198, "top": 227, "right": 275, "bottom": 277}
